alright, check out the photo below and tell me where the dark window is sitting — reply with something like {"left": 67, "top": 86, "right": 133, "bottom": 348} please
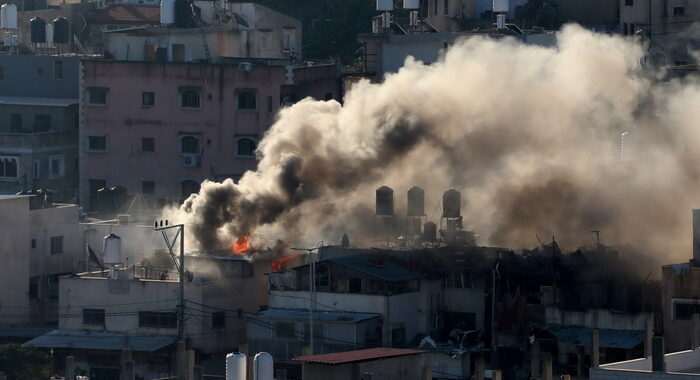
{"left": 236, "top": 137, "right": 257, "bottom": 157}
{"left": 142, "top": 181, "right": 155, "bottom": 195}
{"left": 349, "top": 278, "right": 362, "bottom": 293}
{"left": 0, "top": 157, "right": 18, "bottom": 178}
{"left": 324, "top": 93, "right": 333, "bottom": 101}
{"left": 391, "top": 326, "right": 406, "bottom": 347}
{"left": 29, "top": 277, "right": 38, "bottom": 299}
{"left": 45, "top": 275, "right": 60, "bottom": 300}
{"left": 50, "top": 155, "right": 63, "bottom": 177}
{"left": 181, "top": 180, "right": 200, "bottom": 198}
{"left": 630, "top": 23, "right": 635, "bottom": 34}
{"left": 237, "top": 89, "right": 257, "bottom": 110}
{"left": 88, "top": 87, "right": 108, "bottom": 105}
{"left": 180, "top": 88, "right": 200, "bottom": 108}
{"left": 623, "top": 22, "right": 628, "bottom": 35}
{"left": 180, "top": 135, "right": 199, "bottom": 154}
{"left": 304, "top": 323, "right": 324, "bottom": 341}
{"left": 34, "top": 114, "right": 51, "bottom": 132}
{"left": 83, "top": 309, "right": 105, "bottom": 325}
{"left": 266, "top": 96, "right": 273, "bottom": 113}
{"left": 89, "top": 179, "right": 106, "bottom": 211}
{"left": 674, "top": 6, "right": 685, "bottom": 15}
{"left": 625, "top": 0, "right": 633, "bottom": 5}
{"left": 54, "top": 60, "right": 63, "bottom": 79}
{"left": 212, "top": 311, "right": 226, "bottom": 329}
{"left": 142, "top": 137, "right": 155, "bottom": 152}
{"left": 10, "top": 114, "right": 21, "bottom": 132}
{"left": 138, "top": 311, "right": 177, "bottom": 328}
{"left": 444, "top": 0, "right": 449, "bottom": 15}
{"left": 88, "top": 136, "right": 107, "bottom": 151}
{"left": 31, "top": 239, "right": 36, "bottom": 248}
{"left": 276, "top": 321, "right": 296, "bottom": 339}
{"left": 142, "top": 91, "right": 155, "bottom": 107}
{"left": 675, "top": 302, "right": 700, "bottom": 320}
{"left": 280, "top": 93, "right": 297, "bottom": 106}
{"left": 50, "top": 236, "right": 63, "bottom": 255}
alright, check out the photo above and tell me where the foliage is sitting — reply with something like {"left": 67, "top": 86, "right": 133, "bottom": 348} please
{"left": 0, "top": 344, "right": 51, "bottom": 379}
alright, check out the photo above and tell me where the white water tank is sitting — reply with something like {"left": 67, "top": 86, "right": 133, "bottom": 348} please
{"left": 253, "top": 352, "right": 273, "bottom": 380}
{"left": 403, "top": 0, "right": 419, "bottom": 9}
{"left": 1, "top": 4, "right": 17, "bottom": 30}
{"left": 376, "top": 0, "right": 393, "bottom": 11}
{"left": 160, "top": 0, "right": 175, "bottom": 25}
{"left": 103, "top": 233, "right": 122, "bottom": 265}
{"left": 493, "top": 0, "right": 509, "bottom": 13}
{"left": 45, "top": 23, "right": 53, "bottom": 43}
{"left": 226, "top": 353, "right": 246, "bottom": 380}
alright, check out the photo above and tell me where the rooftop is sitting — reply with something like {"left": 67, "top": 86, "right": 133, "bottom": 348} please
{"left": 23, "top": 330, "right": 175, "bottom": 352}
{"left": 596, "top": 348, "right": 700, "bottom": 375}
{"left": 0, "top": 96, "right": 78, "bottom": 107}
{"left": 88, "top": 4, "right": 160, "bottom": 25}
{"left": 294, "top": 347, "right": 425, "bottom": 365}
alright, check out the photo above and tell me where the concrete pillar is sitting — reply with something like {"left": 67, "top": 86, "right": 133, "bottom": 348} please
{"left": 177, "top": 340, "right": 186, "bottom": 380}
{"left": 693, "top": 209, "right": 700, "bottom": 264}
{"left": 542, "top": 354, "right": 552, "bottom": 380}
{"left": 693, "top": 314, "right": 700, "bottom": 350}
{"left": 652, "top": 336, "right": 666, "bottom": 372}
{"left": 186, "top": 349, "right": 195, "bottom": 380}
{"left": 645, "top": 317, "right": 654, "bottom": 357}
{"left": 492, "top": 370, "right": 502, "bottom": 380}
{"left": 474, "top": 358, "right": 485, "bottom": 380}
{"left": 123, "top": 361, "right": 134, "bottom": 380}
{"left": 562, "top": 375, "right": 571, "bottom": 380}
{"left": 591, "top": 329, "right": 600, "bottom": 368}
{"left": 65, "top": 356, "right": 74, "bottom": 379}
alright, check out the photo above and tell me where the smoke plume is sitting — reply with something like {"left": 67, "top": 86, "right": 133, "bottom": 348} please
{"left": 166, "top": 25, "right": 700, "bottom": 266}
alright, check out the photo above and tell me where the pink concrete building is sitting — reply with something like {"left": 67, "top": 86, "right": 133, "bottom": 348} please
{"left": 79, "top": 59, "right": 340, "bottom": 211}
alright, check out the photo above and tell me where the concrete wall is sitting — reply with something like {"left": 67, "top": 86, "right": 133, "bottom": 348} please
{"left": 0, "top": 196, "right": 31, "bottom": 326}
{"left": 662, "top": 264, "right": 700, "bottom": 352}
{"left": 0, "top": 55, "right": 80, "bottom": 99}
{"left": 592, "top": 349, "right": 700, "bottom": 379}
{"left": 30, "top": 204, "right": 82, "bottom": 277}
{"left": 545, "top": 307, "right": 651, "bottom": 330}
{"left": 445, "top": 287, "right": 485, "bottom": 331}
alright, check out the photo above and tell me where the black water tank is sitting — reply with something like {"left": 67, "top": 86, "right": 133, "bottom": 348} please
{"left": 52, "top": 17, "right": 69, "bottom": 44}
{"left": 174, "top": 0, "right": 190, "bottom": 28}
{"left": 30, "top": 17, "right": 46, "bottom": 43}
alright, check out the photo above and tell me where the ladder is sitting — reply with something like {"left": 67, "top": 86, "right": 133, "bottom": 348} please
{"left": 202, "top": 34, "right": 211, "bottom": 62}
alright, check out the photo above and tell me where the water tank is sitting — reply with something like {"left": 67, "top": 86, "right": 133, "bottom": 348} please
{"left": 493, "top": 0, "right": 509, "bottom": 13}
{"left": 442, "top": 189, "right": 461, "bottom": 218}
{"left": 225, "top": 353, "right": 246, "bottom": 380}
{"left": 52, "top": 17, "right": 69, "bottom": 44}
{"left": 375, "top": 186, "right": 394, "bottom": 216}
{"left": 45, "top": 23, "right": 53, "bottom": 44}
{"left": 160, "top": 0, "right": 175, "bottom": 25}
{"left": 403, "top": 0, "right": 420, "bottom": 9}
{"left": 253, "top": 352, "right": 274, "bottom": 380}
{"left": 377, "top": 0, "right": 393, "bottom": 11}
{"left": 407, "top": 186, "right": 424, "bottom": 217}
{"left": 1, "top": 4, "right": 17, "bottom": 30}
{"left": 103, "top": 233, "right": 122, "bottom": 265}
{"left": 30, "top": 17, "right": 46, "bottom": 43}
{"left": 423, "top": 222, "right": 437, "bottom": 242}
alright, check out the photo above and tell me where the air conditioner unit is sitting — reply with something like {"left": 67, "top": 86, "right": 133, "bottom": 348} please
{"left": 238, "top": 62, "right": 253, "bottom": 72}
{"left": 183, "top": 153, "right": 199, "bottom": 167}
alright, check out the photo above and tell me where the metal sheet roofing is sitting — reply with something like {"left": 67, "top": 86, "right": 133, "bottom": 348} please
{"left": 251, "top": 309, "right": 380, "bottom": 323}
{"left": 0, "top": 96, "right": 78, "bottom": 107}
{"left": 295, "top": 347, "right": 425, "bottom": 365}
{"left": 88, "top": 5, "right": 160, "bottom": 25}
{"left": 533, "top": 323, "right": 645, "bottom": 349}
{"left": 23, "top": 330, "right": 175, "bottom": 352}
{"left": 326, "top": 255, "right": 431, "bottom": 282}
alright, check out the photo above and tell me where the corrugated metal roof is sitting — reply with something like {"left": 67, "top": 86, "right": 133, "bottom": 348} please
{"left": 251, "top": 309, "right": 380, "bottom": 323}
{"left": 326, "top": 255, "right": 431, "bottom": 282}
{"left": 23, "top": 330, "right": 175, "bottom": 352}
{"left": 88, "top": 5, "right": 160, "bottom": 25}
{"left": 533, "top": 323, "right": 645, "bottom": 349}
{"left": 295, "top": 347, "right": 425, "bottom": 365}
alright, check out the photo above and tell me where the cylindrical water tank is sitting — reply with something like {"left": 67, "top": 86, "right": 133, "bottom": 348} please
{"left": 407, "top": 186, "right": 425, "bottom": 217}
{"left": 423, "top": 222, "right": 437, "bottom": 242}
{"left": 45, "top": 23, "right": 53, "bottom": 44}
{"left": 52, "top": 17, "right": 69, "bottom": 44}
{"left": 442, "top": 189, "right": 461, "bottom": 218}
{"left": 253, "top": 352, "right": 274, "bottom": 380}
{"left": 493, "top": 0, "right": 509, "bottom": 13}
{"left": 376, "top": 186, "right": 394, "bottom": 216}
{"left": 1, "top": 4, "right": 17, "bottom": 30}
{"left": 403, "top": 0, "right": 419, "bottom": 9}
{"left": 225, "top": 353, "right": 246, "bottom": 380}
{"left": 103, "top": 233, "right": 122, "bottom": 265}
{"left": 30, "top": 17, "right": 46, "bottom": 43}
{"left": 376, "top": 0, "right": 393, "bottom": 11}
{"left": 160, "top": 0, "right": 175, "bottom": 25}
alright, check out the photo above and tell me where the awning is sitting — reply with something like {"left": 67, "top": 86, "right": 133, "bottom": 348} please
{"left": 23, "top": 330, "right": 176, "bottom": 352}
{"left": 533, "top": 323, "right": 645, "bottom": 349}
{"left": 0, "top": 96, "right": 78, "bottom": 107}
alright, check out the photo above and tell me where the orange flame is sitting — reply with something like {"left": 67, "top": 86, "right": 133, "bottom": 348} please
{"left": 232, "top": 236, "right": 250, "bottom": 255}
{"left": 272, "top": 253, "right": 300, "bottom": 272}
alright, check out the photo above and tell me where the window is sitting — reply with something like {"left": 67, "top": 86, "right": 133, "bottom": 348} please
{"left": 10, "top": 113, "right": 22, "bottom": 132}
{"left": 434, "top": 0, "right": 438, "bottom": 15}
{"left": 142, "top": 137, "right": 155, "bottom": 152}
{"left": 34, "top": 114, "right": 51, "bottom": 132}
{"left": 283, "top": 28, "right": 296, "bottom": 50}
{"left": 674, "top": 301, "right": 700, "bottom": 320}
{"left": 260, "top": 32, "right": 270, "bottom": 50}
{"left": 181, "top": 180, "right": 200, "bottom": 198}
{"left": 45, "top": 275, "right": 60, "bottom": 300}
{"left": 212, "top": 311, "right": 226, "bottom": 329}
{"left": 237, "top": 89, "right": 257, "bottom": 110}
{"left": 49, "top": 154, "right": 65, "bottom": 178}
{"left": 88, "top": 87, "right": 108, "bottom": 105}
{"left": 236, "top": 137, "right": 257, "bottom": 157}
{"left": 54, "top": 60, "right": 63, "bottom": 79}
{"left": 50, "top": 236, "right": 63, "bottom": 255}
{"left": 674, "top": 6, "right": 685, "bottom": 15}
{"left": 444, "top": 0, "right": 449, "bottom": 15}
{"left": 276, "top": 321, "right": 296, "bottom": 339}
{"left": 630, "top": 23, "right": 635, "bottom": 34}
{"left": 391, "top": 326, "right": 406, "bottom": 347}
{"left": 142, "top": 91, "right": 155, "bottom": 107}
{"left": 35, "top": 67, "right": 44, "bottom": 76}
{"left": 83, "top": 309, "right": 105, "bottom": 325}
{"left": 623, "top": 22, "right": 628, "bottom": 35}
{"left": 625, "top": 0, "right": 633, "bottom": 5}
{"left": 0, "top": 156, "right": 19, "bottom": 179}
{"left": 139, "top": 311, "right": 177, "bottom": 328}
{"left": 180, "top": 135, "right": 200, "bottom": 154}
{"left": 31, "top": 239, "right": 36, "bottom": 248}
{"left": 171, "top": 43, "right": 186, "bottom": 62}
{"left": 179, "top": 87, "right": 201, "bottom": 109}
{"left": 29, "top": 277, "right": 39, "bottom": 299}
{"left": 266, "top": 96, "right": 273, "bottom": 113}
{"left": 142, "top": 181, "right": 155, "bottom": 195}
{"left": 88, "top": 136, "right": 107, "bottom": 152}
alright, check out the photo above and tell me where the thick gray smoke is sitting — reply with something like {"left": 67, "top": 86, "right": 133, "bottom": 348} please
{"left": 166, "top": 25, "right": 700, "bottom": 265}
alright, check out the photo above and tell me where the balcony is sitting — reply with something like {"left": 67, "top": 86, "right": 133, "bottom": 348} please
{"left": 0, "top": 130, "right": 78, "bottom": 151}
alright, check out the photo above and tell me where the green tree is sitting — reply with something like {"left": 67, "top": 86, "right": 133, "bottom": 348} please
{"left": 0, "top": 344, "right": 51, "bottom": 380}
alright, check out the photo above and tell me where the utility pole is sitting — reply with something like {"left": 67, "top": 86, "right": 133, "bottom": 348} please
{"left": 155, "top": 220, "right": 186, "bottom": 341}
{"left": 292, "top": 244, "right": 322, "bottom": 355}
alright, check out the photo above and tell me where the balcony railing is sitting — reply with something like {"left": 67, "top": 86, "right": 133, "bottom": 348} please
{"left": 0, "top": 130, "right": 78, "bottom": 151}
